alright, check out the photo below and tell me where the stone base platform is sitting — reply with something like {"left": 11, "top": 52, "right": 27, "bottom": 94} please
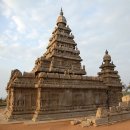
{"left": 32, "top": 109, "right": 95, "bottom": 121}
{"left": 92, "top": 111, "right": 130, "bottom": 126}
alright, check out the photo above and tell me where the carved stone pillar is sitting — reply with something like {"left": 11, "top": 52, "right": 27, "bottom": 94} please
{"left": 6, "top": 90, "right": 10, "bottom": 109}
{"left": 10, "top": 88, "right": 14, "bottom": 112}
{"left": 36, "top": 87, "right": 41, "bottom": 112}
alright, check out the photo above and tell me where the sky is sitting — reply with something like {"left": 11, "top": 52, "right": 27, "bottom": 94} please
{"left": 0, "top": 0, "right": 130, "bottom": 98}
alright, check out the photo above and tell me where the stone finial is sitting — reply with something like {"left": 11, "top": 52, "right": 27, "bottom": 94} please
{"left": 57, "top": 8, "right": 67, "bottom": 25}
{"left": 105, "top": 50, "right": 108, "bottom": 54}
{"left": 103, "top": 50, "right": 111, "bottom": 62}
{"left": 60, "top": 8, "right": 63, "bottom": 15}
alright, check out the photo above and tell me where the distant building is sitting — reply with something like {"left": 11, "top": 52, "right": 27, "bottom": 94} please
{"left": 5, "top": 9, "right": 123, "bottom": 121}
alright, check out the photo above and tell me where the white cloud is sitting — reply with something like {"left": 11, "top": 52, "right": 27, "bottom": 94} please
{"left": 0, "top": 0, "right": 130, "bottom": 98}
{"left": 11, "top": 16, "right": 26, "bottom": 32}
{"left": 26, "top": 29, "right": 39, "bottom": 39}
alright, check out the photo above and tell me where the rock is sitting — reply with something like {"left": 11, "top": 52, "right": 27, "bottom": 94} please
{"left": 70, "top": 119, "right": 81, "bottom": 125}
{"left": 80, "top": 119, "right": 92, "bottom": 127}
{"left": 116, "top": 106, "right": 122, "bottom": 113}
{"left": 119, "top": 101, "right": 130, "bottom": 110}
{"left": 122, "top": 95, "right": 130, "bottom": 102}
{"left": 109, "top": 106, "right": 117, "bottom": 113}
{"left": 96, "top": 107, "right": 108, "bottom": 118}
{"left": 92, "top": 117, "right": 108, "bottom": 126}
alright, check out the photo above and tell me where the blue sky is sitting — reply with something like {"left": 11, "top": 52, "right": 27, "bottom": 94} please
{"left": 0, "top": 0, "right": 130, "bottom": 98}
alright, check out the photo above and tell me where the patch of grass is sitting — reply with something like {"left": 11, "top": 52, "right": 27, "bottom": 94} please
{"left": 122, "top": 91, "right": 130, "bottom": 96}
{"left": 0, "top": 98, "right": 6, "bottom": 107}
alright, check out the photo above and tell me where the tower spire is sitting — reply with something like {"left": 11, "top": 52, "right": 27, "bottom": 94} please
{"left": 105, "top": 49, "right": 108, "bottom": 54}
{"left": 57, "top": 8, "right": 66, "bottom": 26}
{"left": 60, "top": 7, "right": 63, "bottom": 15}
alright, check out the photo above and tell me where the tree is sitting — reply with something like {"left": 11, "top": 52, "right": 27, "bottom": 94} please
{"left": 125, "top": 83, "right": 130, "bottom": 92}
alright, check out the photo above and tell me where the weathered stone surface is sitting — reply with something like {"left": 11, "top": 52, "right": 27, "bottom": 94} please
{"left": 116, "top": 106, "right": 122, "bottom": 113}
{"left": 122, "top": 95, "right": 130, "bottom": 102}
{"left": 119, "top": 101, "right": 130, "bottom": 110}
{"left": 92, "top": 100, "right": 130, "bottom": 127}
{"left": 109, "top": 106, "right": 117, "bottom": 113}
{"left": 4, "top": 9, "right": 123, "bottom": 121}
{"left": 70, "top": 119, "right": 81, "bottom": 125}
{"left": 80, "top": 120, "right": 92, "bottom": 127}
{"left": 92, "top": 117, "right": 108, "bottom": 126}
{"left": 96, "top": 108, "right": 108, "bottom": 118}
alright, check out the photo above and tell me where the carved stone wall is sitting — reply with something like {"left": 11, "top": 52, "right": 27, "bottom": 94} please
{"left": 12, "top": 88, "right": 37, "bottom": 113}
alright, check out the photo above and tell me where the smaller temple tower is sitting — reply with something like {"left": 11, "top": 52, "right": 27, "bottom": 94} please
{"left": 98, "top": 50, "right": 123, "bottom": 107}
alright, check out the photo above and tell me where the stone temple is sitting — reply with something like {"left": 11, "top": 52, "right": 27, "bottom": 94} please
{"left": 5, "top": 9, "right": 123, "bottom": 121}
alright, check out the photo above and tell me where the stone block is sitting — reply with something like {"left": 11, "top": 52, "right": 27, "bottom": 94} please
{"left": 119, "top": 102, "right": 126, "bottom": 107}
{"left": 80, "top": 120, "right": 92, "bottom": 127}
{"left": 82, "top": 76, "right": 87, "bottom": 80}
{"left": 54, "top": 73, "right": 59, "bottom": 78}
{"left": 47, "top": 73, "right": 55, "bottom": 78}
{"left": 76, "top": 75, "right": 82, "bottom": 79}
{"left": 116, "top": 106, "right": 122, "bottom": 113}
{"left": 109, "top": 111, "right": 130, "bottom": 123}
{"left": 92, "top": 117, "right": 108, "bottom": 126}
{"left": 109, "top": 106, "right": 117, "bottom": 113}
{"left": 70, "top": 119, "right": 81, "bottom": 125}
{"left": 23, "top": 72, "right": 35, "bottom": 77}
{"left": 109, "top": 114, "right": 122, "bottom": 123}
{"left": 119, "top": 102, "right": 130, "bottom": 110}
{"left": 122, "top": 95, "right": 130, "bottom": 102}
{"left": 64, "top": 74, "right": 70, "bottom": 79}
{"left": 121, "top": 111, "right": 130, "bottom": 120}
{"left": 38, "top": 72, "right": 47, "bottom": 78}
{"left": 96, "top": 107, "right": 108, "bottom": 118}
{"left": 59, "top": 74, "right": 64, "bottom": 78}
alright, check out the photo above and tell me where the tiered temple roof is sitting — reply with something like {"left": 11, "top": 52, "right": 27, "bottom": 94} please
{"left": 32, "top": 9, "right": 86, "bottom": 75}
{"left": 98, "top": 50, "right": 122, "bottom": 87}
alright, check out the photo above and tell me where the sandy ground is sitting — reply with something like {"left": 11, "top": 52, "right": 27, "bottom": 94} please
{"left": 0, "top": 120, "right": 130, "bottom": 130}
{"left": 0, "top": 108, "right": 130, "bottom": 130}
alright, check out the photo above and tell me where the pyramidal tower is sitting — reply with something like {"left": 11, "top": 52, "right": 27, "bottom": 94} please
{"left": 32, "top": 8, "right": 86, "bottom": 75}
{"left": 5, "top": 9, "right": 123, "bottom": 121}
{"left": 98, "top": 50, "right": 123, "bottom": 106}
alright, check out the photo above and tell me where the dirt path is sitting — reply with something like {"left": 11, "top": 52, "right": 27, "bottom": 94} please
{"left": 1, "top": 108, "right": 130, "bottom": 130}
{"left": 0, "top": 120, "right": 130, "bottom": 130}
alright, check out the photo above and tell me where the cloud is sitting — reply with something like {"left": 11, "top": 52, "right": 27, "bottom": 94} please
{"left": 0, "top": 0, "right": 130, "bottom": 98}
{"left": 11, "top": 15, "right": 26, "bottom": 32}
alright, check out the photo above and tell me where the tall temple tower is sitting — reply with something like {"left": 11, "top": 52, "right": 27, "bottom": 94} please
{"left": 32, "top": 8, "right": 86, "bottom": 75}
{"left": 5, "top": 9, "right": 123, "bottom": 121}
